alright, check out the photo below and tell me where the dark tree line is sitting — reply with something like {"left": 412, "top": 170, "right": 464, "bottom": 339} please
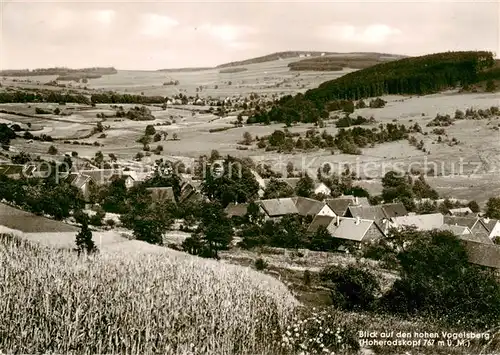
{"left": 249, "top": 51, "right": 499, "bottom": 125}
{"left": 0, "top": 91, "right": 91, "bottom": 105}
{"left": 90, "top": 93, "right": 166, "bottom": 104}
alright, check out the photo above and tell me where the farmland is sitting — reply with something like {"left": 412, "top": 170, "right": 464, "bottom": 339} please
{"left": 2, "top": 88, "right": 500, "bottom": 204}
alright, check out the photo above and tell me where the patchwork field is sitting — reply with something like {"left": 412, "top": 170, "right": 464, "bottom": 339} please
{"left": 3, "top": 56, "right": 500, "bottom": 204}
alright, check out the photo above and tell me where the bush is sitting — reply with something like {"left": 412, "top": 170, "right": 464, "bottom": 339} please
{"left": 105, "top": 219, "right": 116, "bottom": 228}
{"left": 47, "top": 145, "right": 58, "bottom": 155}
{"left": 320, "top": 265, "right": 380, "bottom": 311}
{"left": 254, "top": 258, "right": 268, "bottom": 270}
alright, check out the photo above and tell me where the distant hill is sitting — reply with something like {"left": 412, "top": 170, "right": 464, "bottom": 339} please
{"left": 157, "top": 51, "right": 407, "bottom": 72}
{"left": 288, "top": 53, "right": 406, "bottom": 71}
{"left": 0, "top": 67, "right": 117, "bottom": 77}
{"left": 215, "top": 51, "right": 336, "bottom": 68}
{"left": 249, "top": 51, "right": 500, "bottom": 125}
{"left": 157, "top": 67, "right": 213, "bottom": 73}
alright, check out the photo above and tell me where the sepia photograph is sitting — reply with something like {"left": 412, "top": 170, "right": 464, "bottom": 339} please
{"left": 0, "top": 0, "right": 499, "bottom": 354}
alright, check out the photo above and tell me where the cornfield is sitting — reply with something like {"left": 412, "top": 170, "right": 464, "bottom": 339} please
{"left": 0, "top": 235, "right": 299, "bottom": 354}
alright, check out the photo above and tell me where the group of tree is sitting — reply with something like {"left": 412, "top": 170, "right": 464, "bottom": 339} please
{"left": 249, "top": 52, "right": 499, "bottom": 126}
{"left": 90, "top": 93, "right": 166, "bottom": 105}
{"left": 0, "top": 164, "right": 84, "bottom": 220}
{"left": 0, "top": 90, "right": 91, "bottom": 105}
{"left": 381, "top": 171, "right": 439, "bottom": 211}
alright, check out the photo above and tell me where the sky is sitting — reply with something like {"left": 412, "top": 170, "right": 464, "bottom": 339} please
{"left": 0, "top": 0, "right": 499, "bottom": 70}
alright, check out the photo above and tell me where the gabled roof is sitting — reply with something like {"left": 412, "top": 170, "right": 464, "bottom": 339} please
{"left": 307, "top": 215, "right": 335, "bottom": 233}
{"left": 66, "top": 173, "right": 92, "bottom": 189}
{"left": 348, "top": 205, "right": 387, "bottom": 221}
{"left": 224, "top": 203, "right": 249, "bottom": 218}
{"left": 462, "top": 240, "right": 500, "bottom": 269}
{"left": 292, "top": 197, "right": 328, "bottom": 216}
{"left": 77, "top": 169, "right": 122, "bottom": 185}
{"left": 258, "top": 198, "right": 298, "bottom": 217}
{"left": 481, "top": 218, "right": 500, "bottom": 233}
{"left": 443, "top": 216, "right": 482, "bottom": 230}
{"left": 325, "top": 198, "right": 354, "bottom": 216}
{"left": 0, "top": 164, "right": 24, "bottom": 176}
{"left": 439, "top": 224, "right": 471, "bottom": 235}
{"left": 381, "top": 203, "right": 408, "bottom": 218}
{"left": 327, "top": 217, "right": 378, "bottom": 242}
{"left": 391, "top": 213, "right": 445, "bottom": 231}
{"left": 282, "top": 178, "right": 300, "bottom": 189}
{"left": 448, "top": 207, "right": 473, "bottom": 215}
{"left": 336, "top": 195, "right": 370, "bottom": 206}
{"left": 147, "top": 187, "right": 176, "bottom": 204}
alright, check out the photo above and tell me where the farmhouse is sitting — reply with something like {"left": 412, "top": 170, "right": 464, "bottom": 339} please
{"left": 258, "top": 198, "right": 298, "bottom": 220}
{"left": 462, "top": 240, "right": 500, "bottom": 269}
{"left": 325, "top": 196, "right": 370, "bottom": 216}
{"left": 346, "top": 203, "right": 407, "bottom": 232}
{"left": 391, "top": 213, "right": 445, "bottom": 231}
{"left": 313, "top": 182, "right": 331, "bottom": 196}
{"left": 66, "top": 173, "right": 95, "bottom": 201}
{"left": 326, "top": 216, "right": 385, "bottom": 243}
{"left": 292, "top": 197, "right": 335, "bottom": 217}
{"left": 443, "top": 216, "right": 491, "bottom": 244}
{"left": 307, "top": 215, "right": 335, "bottom": 233}
{"left": 0, "top": 164, "right": 28, "bottom": 179}
{"left": 447, "top": 207, "right": 474, "bottom": 216}
{"left": 480, "top": 218, "right": 500, "bottom": 240}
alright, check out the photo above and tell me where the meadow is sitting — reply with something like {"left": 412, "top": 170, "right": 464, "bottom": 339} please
{"left": 0, "top": 235, "right": 298, "bottom": 354}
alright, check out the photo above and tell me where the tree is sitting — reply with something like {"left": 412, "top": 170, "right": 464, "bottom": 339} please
{"left": 486, "top": 79, "right": 496, "bottom": 92}
{"left": 237, "top": 113, "right": 243, "bottom": 126}
{"left": 242, "top": 131, "right": 253, "bottom": 145}
{"left": 485, "top": 197, "right": 500, "bottom": 219}
{"left": 94, "top": 151, "right": 104, "bottom": 165}
{"left": 382, "top": 230, "right": 500, "bottom": 328}
{"left": 172, "top": 133, "right": 178, "bottom": 140}
{"left": 53, "top": 107, "right": 61, "bottom": 115}
{"left": 145, "top": 125, "right": 156, "bottom": 136}
{"left": 75, "top": 218, "right": 97, "bottom": 254}
{"left": 295, "top": 173, "right": 314, "bottom": 197}
{"left": 153, "top": 133, "right": 162, "bottom": 142}
{"left": 268, "top": 130, "right": 286, "bottom": 146}
{"left": 263, "top": 178, "right": 294, "bottom": 199}
{"left": 382, "top": 171, "right": 414, "bottom": 203}
{"left": 308, "top": 225, "right": 341, "bottom": 251}
{"left": 47, "top": 145, "right": 58, "bottom": 155}
{"left": 320, "top": 264, "right": 380, "bottom": 311}
{"left": 467, "top": 200, "right": 480, "bottom": 213}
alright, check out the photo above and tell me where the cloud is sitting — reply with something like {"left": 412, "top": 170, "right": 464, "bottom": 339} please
{"left": 140, "top": 14, "right": 179, "bottom": 38}
{"left": 321, "top": 24, "right": 402, "bottom": 44}
{"left": 95, "top": 10, "right": 115, "bottom": 25}
{"left": 199, "top": 24, "right": 256, "bottom": 43}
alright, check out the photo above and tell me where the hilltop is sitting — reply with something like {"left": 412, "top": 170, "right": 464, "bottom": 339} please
{"left": 156, "top": 51, "right": 406, "bottom": 72}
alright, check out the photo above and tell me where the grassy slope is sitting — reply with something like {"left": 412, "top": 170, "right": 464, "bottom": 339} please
{"left": 0, "top": 235, "right": 298, "bottom": 354}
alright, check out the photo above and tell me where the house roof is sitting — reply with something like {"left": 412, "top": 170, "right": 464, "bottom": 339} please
{"left": 348, "top": 205, "right": 387, "bottom": 221}
{"left": 381, "top": 203, "right": 408, "bottom": 218}
{"left": 0, "top": 164, "right": 24, "bottom": 177}
{"left": 258, "top": 198, "right": 298, "bottom": 217}
{"left": 462, "top": 240, "right": 500, "bottom": 269}
{"left": 147, "top": 187, "right": 176, "bottom": 204}
{"left": 325, "top": 198, "right": 354, "bottom": 216}
{"left": 391, "top": 213, "right": 445, "bottom": 231}
{"left": 224, "top": 203, "right": 249, "bottom": 218}
{"left": 443, "top": 216, "right": 481, "bottom": 230}
{"left": 314, "top": 182, "right": 331, "bottom": 192}
{"left": 336, "top": 195, "right": 370, "bottom": 206}
{"left": 66, "top": 173, "right": 92, "bottom": 189}
{"left": 77, "top": 169, "right": 123, "bottom": 185}
{"left": 481, "top": 218, "right": 499, "bottom": 233}
{"left": 448, "top": 207, "right": 473, "bottom": 215}
{"left": 439, "top": 224, "right": 471, "bottom": 235}
{"left": 307, "top": 215, "right": 335, "bottom": 233}
{"left": 292, "top": 197, "right": 328, "bottom": 216}
{"left": 283, "top": 178, "right": 300, "bottom": 189}
{"left": 328, "top": 217, "right": 377, "bottom": 242}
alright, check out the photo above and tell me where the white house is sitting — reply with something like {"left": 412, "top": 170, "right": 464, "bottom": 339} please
{"left": 314, "top": 182, "right": 331, "bottom": 196}
{"left": 482, "top": 218, "right": 500, "bottom": 240}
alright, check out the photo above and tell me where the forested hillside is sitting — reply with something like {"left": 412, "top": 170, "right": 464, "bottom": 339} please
{"left": 250, "top": 51, "right": 500, "bottom": 125}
